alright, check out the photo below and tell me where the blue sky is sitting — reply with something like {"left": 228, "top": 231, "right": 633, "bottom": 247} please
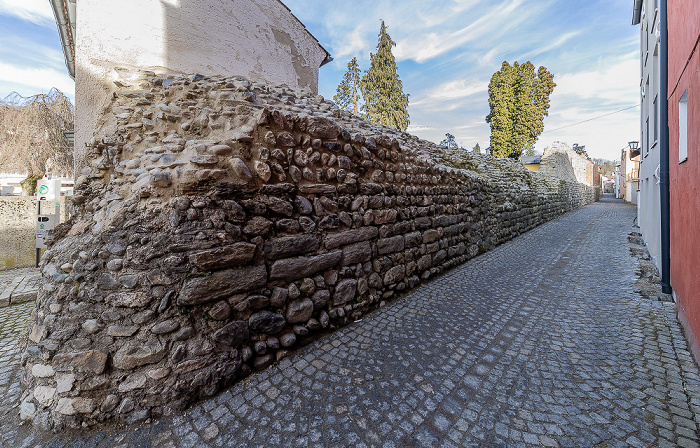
{"left": 0, "top": 0, "right": 640, "bottom": 161}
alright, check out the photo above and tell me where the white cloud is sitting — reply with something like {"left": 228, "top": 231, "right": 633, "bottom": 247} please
{"left": 412, "top": 78, "right": 489, "bottom": 110}
{"left": 0, "top": 62, "right": 74, "bottom": 100}
{"left": 554, "top": 56, "right": 639, "bottom": 103}
{"left": 0, "top": 0, "right": 55, "bottom": 26}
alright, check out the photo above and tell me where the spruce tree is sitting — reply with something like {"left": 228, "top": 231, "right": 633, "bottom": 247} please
{"left": 485, "top": 61, "right": 555, "bottom": 159}
{"left": 361, "top": 21, "right": 409, "bottom": 131}
{"left": 334, "top": 57, "right": 362, "bottom": 115}
{"left": 439, "top": 133, "right": 458, "bottom": 149}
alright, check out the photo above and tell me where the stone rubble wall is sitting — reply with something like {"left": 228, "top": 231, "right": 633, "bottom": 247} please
{"left": 21, "top": 71, "right": 599, "bottom": 430}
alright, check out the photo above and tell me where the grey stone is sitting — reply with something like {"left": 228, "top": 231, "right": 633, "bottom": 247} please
{"left": 377, "top": 236, "right": 405, "bottom": 255}
{"left": 286, "top": 298, "right": 314, "bottom": 324}
{"left": 269, "top": 251, "right": 342, "bottom": 282}
{"left": 264, "top": 235, "right": 320, "bottom": 260}
{"left": 151, "top": 319, "right": 180, "bottom": 334}
{"left": 178, "top": 265, "right": 268, "bottom": 305}
{"left": 213, "top": 320, "right": 249, "bottom": 346}
{"left": 249, "top": 311, "right": 286, "bottom": 334}
{"left": 324, "top": 227, "right": 379, "bottom": 249}
{"left": 333, "top": 279, "right": 357, "bottom": 306}
{"left": 112, "top": 341, "right": 166, "bottom": 370}
{"left": 189, "top": 243, "right": 257, "bottom": 271}
{"left": 311, "top": 290, "right": 330, "bottom": 310}
{"left": 341, "top": 240, "right": 372, "bottom": 266}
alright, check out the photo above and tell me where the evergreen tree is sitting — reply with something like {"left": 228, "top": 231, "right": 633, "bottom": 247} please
{"left": 485, "top": 61, "right": 555, "bottom": 159}
{"left": 572, "top": 143, "right": 588, "bottom": 157}
{"left": 439, "top": 133, "right": 458, "bottom": 149}
{"left": 334, "top": 57, "right": 362, "bottom": 115}
{"left": 361, "top": 21, "right": 409, "bottom": 131}
{"left": 473, "top": 143, "right": 481, "bottom": 154}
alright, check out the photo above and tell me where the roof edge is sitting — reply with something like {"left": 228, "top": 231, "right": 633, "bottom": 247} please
{"left": 632, "top": 0, "right": 643, "bottom": 25}
{"left": 49, "top": 0, "right": 76, "bottom": 79}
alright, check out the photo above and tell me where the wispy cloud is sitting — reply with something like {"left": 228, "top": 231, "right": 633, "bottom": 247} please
{"left": 0, "top": 62, "right": 74, "bottom": 99}
{"left": 0, "top": 0, "right": 55, "bottom": 26}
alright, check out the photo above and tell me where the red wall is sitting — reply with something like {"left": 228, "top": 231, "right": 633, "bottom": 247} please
{"left": 668, "top": 0, "right": 700, "bottom": 361}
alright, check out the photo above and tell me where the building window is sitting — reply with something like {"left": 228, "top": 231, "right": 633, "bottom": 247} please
{"left": 646, "top": 117, "right": 649, "bottom": 157}
{"left": 679, "top": 91, "right": 688, "bottom": 163}
{"left": 653, "top": 95, "right": 658, "bottom": 144}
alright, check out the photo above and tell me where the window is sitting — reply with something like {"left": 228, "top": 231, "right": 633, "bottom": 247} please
{"left": 646, "top": 117, "right": 649, "bottom": 157}
{"left": 679, "top": 91, "right": 688, "bottom": 162}
{"left": 653, "top": 95, "right": 658, "bottom": 144}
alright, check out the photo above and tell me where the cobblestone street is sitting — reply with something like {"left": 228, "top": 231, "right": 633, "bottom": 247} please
{"left": 1, "top": 195, "right": 699, "bottom": 447}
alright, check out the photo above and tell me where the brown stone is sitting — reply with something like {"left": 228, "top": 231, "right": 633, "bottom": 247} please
{"left": 298, "top": 184, "right": 337, "bottom": 195}
{"left": 307, "top": 117, "right": 341, "bottom": 139}
{"left": 383, "top": 265, "right": 406, "bottom": 285}
{"left": 377, "top": 236, "right": 405, "bottom": 255}
{"left": 52, "top": 350, "right": 108, "bottom": 374}
{"left": 112, "top": 341, "right": 166, "bottom": 370}
{"left": 341, "top": 241, "right": 372, "bottom": 266}
{"left": 106, "top": 325, "right": 139, "bottom": 337}
{"left": 264, "top": 235, "right": 320, "bottom": 260}
{"left": 108, "top": 292, "right": 152, "bottom": 308}
{"left": 269, "top": 251, "right": 342, "bottom": 282}
{"left": 324, "top": 227, "right": 378, "bottom": 249}
{"left": 189, "top": 243, "right": 256, "bottom": 271}
{"left": 178, "top": 265, "right": 268, "bottom": 306}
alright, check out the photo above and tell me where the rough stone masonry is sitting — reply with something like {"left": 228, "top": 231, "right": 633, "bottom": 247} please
{"left": 20, "top": 70, "right": 598, "bottom": 431}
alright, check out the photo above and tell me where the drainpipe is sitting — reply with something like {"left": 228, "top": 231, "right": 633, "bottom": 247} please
{"left": 660, "top": 0, "right": 672, "bottom": 294}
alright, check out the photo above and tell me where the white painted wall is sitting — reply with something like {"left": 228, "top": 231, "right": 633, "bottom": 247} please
{"left": 636, "top": 0, "right": 662, "bottom": 273}
{"left": 75, "top": 0, "right": 328, "bottom": 170}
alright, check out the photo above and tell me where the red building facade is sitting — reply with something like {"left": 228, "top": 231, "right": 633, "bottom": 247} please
{"left": 668, "top": 1, "right": 700, "bottom": 361}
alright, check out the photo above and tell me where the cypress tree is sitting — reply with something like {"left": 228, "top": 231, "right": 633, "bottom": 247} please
{"left": 334, "top": 57, "right": 362, "bottom": 115}
{"left": 485, "top": 61, "right": 555, "bottom": 159}
{"left": 361, "top": 21, "right": 409, "bottom": 131}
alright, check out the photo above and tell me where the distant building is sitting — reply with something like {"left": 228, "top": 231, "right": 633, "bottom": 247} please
{"left": 632, "top": 0, "right": 662, "bottom": 274}
{"left": 620, "top": 144, "right": 640, "bottom": 204}
{"left": 51, "top": 0, "right": 331, "bottom": 172}
{"left": 668, "top": 0, "right": 700, "bottom": 362}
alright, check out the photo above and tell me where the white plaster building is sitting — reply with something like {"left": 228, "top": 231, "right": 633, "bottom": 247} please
{"left": 50, "top": 0, "right": 331, "bottom": 171}
{"left": 632, "top": 0, "right": 662, "bottom": 273}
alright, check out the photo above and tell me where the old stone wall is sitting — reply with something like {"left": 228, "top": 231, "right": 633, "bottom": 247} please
{"left": 21, "top": 71, "right": 598, "bottom": 430}
{"left": 0, "top": 197, "right": 69, "bottom": 270}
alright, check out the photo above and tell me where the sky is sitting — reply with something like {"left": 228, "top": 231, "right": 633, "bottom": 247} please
{"left": 0, "top": 0, "right": 640, "bottom": 162}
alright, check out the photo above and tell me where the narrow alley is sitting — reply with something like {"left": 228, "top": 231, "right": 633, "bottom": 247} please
{"left": 1, "top": 195, "right": 698, "bottom": 447}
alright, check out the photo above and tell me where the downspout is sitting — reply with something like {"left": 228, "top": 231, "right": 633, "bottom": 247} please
{"left": 660, "top": 0, "right": 672, "bottom": 294}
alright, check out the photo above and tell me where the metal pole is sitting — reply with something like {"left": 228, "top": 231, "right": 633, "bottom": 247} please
{"left": 660, "top": 0, "right": 672, "bottom": 294}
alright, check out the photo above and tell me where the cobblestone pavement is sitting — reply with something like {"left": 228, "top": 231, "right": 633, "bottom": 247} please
{"left": 1, "top": 196, "right": 700, "bottom": 447}
{"left": 0, "top": 267, "right": 41, "bottom": 307}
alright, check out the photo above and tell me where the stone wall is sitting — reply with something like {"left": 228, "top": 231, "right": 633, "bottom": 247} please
{"left": 0, "top": 197, "right": 69, "bottom": 270}
{"left": 21, "top": 71, "right": 598, "bottom": 430}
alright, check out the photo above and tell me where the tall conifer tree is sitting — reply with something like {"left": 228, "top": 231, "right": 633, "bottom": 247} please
{"left": 361, "top": 21, "right": 409, "bottom": 131}
{"left": 334, "top": 57, "right": 362, "bottom": 115}
{"left": 485, "top": 61, "right": 555, "bottom": 159}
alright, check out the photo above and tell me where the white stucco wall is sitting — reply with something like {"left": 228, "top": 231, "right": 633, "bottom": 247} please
{"left": 636, "top": 0, "right": 662, "bottom": 273}
{"left": 75, "top": 0, "right": 328, "bottom": 170}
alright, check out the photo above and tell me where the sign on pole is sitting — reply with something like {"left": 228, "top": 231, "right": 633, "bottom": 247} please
{"left": 36, "top": 179, "right": 61, "bottom": 265}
